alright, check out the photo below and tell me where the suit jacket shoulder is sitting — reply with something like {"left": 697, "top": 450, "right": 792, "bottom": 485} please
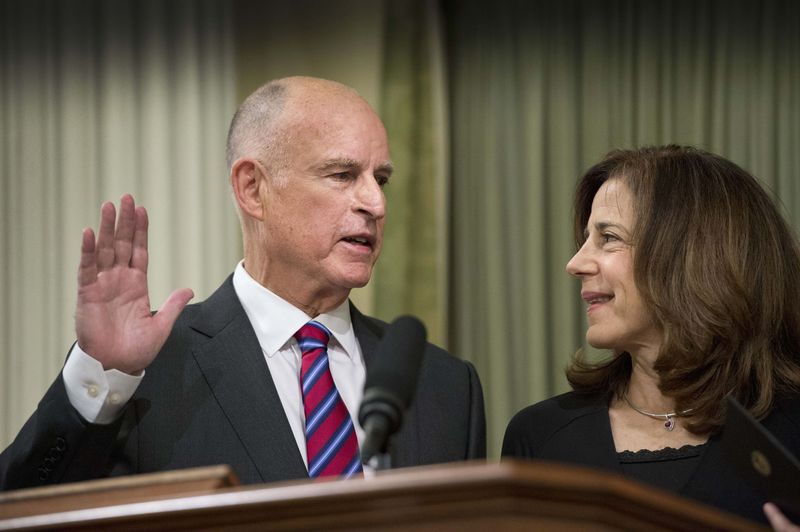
{"left": 350, "top": 307, "right": 487, "bottom": 464}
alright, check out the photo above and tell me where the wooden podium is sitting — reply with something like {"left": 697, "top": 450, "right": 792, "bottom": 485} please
{"left": 0, "top": 460, "right": 765, "bottom": 531}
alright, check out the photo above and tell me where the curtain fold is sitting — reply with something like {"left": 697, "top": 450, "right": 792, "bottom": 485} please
{"left": 446, "top": 0, "right": 800, "bottom": 456}
{"left": 374, "top": 0, "right": 450, "bottom": 347}
{"left": 0, "top": 0, "right": 238, "bottom": 449}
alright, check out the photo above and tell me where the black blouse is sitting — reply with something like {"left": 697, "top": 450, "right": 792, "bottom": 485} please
{"left": 618, "top": 444, "right": 707, "bottom": 493}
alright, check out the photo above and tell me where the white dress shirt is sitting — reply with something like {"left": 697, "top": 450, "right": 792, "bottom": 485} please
{"left": 62, "top": 261, "right": 367, "bottom": 469}
{"left": 232, "top": 261, "right": 367, "bottom": 467}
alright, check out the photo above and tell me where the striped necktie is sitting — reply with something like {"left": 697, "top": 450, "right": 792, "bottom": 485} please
{"left": 295, "top": 321, "right": 362, "bottom": 478}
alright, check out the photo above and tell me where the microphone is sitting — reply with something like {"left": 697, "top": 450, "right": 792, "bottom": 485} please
{"left": 358, "top": 316, "right": 426, "bottom": 468}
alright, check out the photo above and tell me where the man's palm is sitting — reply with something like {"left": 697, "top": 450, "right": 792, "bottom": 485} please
{"left": 75, "top": 195, "right": 193, "bottom": 375}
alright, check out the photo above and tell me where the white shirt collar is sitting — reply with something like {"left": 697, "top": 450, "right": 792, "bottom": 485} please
{"left": 232, "top": 261, "right": 359, "bottom": 359}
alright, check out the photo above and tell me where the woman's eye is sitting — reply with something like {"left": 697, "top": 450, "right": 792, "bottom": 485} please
{"left": 601, "top": 233, "right": 618, "bottom": 244}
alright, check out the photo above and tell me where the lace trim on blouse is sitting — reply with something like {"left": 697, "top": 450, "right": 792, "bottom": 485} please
{"left": 618, "top": 443, "right": 707, "bottom": 463}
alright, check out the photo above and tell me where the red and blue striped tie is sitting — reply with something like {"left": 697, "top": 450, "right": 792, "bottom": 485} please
{"left": 295, "top": 321, "right": 362, "bottom": 478}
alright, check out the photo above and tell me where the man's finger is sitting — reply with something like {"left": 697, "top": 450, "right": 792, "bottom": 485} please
{"left": 77, "top": 228, "right": 98, "bottom": 287}
{"left": 131, "top": 206, "right": 149, "bottom": 273}
{"left": 96, "top": 202, "right": 117, "bottom": 271}
{"left": 153, "top": 288, "right": 194, "bottom": 334}
{"left": 114, "top": 194, "right": 137, "bottom": 267}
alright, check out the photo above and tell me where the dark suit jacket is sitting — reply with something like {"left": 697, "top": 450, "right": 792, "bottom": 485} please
{"left": 502, "top": 391, "right": 800, "bottom": 525}
{"left": 1, "top": 276, "right": 486, "bottom": 489}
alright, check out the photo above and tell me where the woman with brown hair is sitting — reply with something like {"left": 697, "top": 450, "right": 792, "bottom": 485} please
{"left": 503, "top": 145, "right": 800, "bottom": 527}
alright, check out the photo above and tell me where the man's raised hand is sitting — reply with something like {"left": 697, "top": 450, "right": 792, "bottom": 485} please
{"left": 75, "top": 194, "right": 193, "bottom": 375}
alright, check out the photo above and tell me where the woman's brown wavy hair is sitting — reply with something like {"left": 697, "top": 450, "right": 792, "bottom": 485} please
{"left": 565, "top": 145, "right": 800, "bottom": 434}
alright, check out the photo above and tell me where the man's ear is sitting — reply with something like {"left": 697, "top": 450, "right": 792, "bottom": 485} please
{"left": 230, "top": 158, "right": 267, "bottom": 221}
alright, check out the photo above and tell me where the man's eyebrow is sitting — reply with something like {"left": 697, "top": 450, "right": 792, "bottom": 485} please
{"left": 376, "top": 162, "right": 394, "bottom": 176}
{"left": 318, "top": 158, "right": 360, "bottom": 172}
{"left": 316, "top": 158, "right": 394, "bottom": 176}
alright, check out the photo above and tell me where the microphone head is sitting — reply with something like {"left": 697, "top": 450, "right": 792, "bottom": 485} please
{"left": 364, "top": 315, "right": 426, "bottom": 408}
{"left": 358, "top": 316, "right": 427, "bottom": 462}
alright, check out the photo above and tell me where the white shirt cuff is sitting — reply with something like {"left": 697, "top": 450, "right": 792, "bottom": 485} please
{"left": 62, "top": 344, "right": 144, "bottom": 424}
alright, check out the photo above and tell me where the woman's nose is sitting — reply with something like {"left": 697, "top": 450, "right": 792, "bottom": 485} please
{"left": 566, "top": 240, "right": 597, "bottom": 277}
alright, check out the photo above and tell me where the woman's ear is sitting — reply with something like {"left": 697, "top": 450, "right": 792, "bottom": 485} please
{"left": 230, "top": 158, "right": 267, "bottom": 221}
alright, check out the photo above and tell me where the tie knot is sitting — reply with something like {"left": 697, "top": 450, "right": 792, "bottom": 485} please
{"left": 294, "top": 320, "right": 331, "bottom": 356}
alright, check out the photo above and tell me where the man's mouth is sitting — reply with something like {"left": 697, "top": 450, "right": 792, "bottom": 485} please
{"left": 343, "top": 236, "right": 369, "bottom": 244}
{"left": 341, "top": 235, "right": 374, "bottom": 249}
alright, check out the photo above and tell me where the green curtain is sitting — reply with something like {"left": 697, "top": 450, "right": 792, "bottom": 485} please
{"left": 0, "top": 0, "right": 237, "bottom": 449}
{"left": 375, "top": 0, "right": 450, "bottom": 347}
{"left": 445, "top": 0, "right": 800, "bottom": 456}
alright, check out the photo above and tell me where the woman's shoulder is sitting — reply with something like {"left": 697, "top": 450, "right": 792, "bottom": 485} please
{"left": 774, "top": 393, "right": 800, "bottom": 413}
{"left": 502, "top": 391, "right": 608, "bottom": 457}
{"left": 763, "top": 394, "right": 800, "bottom": 452}
{"left": 512, "top": 391, "right": 606, "bottom": 420}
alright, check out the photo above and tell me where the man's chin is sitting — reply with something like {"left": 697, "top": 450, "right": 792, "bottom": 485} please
{"left": 337, "top": 269, "right": 373, "bottom": 289}
{"left": 324, "top": 259, "right": 376, "bottom": 291}
{"left": 344, "top": 276, "right": 371, "bottom": 289}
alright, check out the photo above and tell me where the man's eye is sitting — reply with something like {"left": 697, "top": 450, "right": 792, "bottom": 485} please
{"left": 375, "top": 175, "right": 389, "bottom": 187}
{"left": 331, "top": 172, "right": 351, "bottom": 180}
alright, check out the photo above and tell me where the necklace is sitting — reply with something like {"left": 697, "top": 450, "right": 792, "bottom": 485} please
{"left": 623, "top": 395, "right": 694, "bottom": 431}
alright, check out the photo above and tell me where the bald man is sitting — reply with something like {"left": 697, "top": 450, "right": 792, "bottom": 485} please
{"left": 0, "top": 77, "right": 486, "bottom": 489}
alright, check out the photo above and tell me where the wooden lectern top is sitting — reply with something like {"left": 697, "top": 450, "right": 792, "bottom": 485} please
{"left": 0, "top": 460, "right": 766, "bottom": 531}
{"left": 0, "top": 464, "right": 239, "bottom": 520}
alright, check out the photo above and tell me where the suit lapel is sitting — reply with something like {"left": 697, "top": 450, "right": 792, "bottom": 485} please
{"left": 190, "top": 277, "right": 307, "bottom": 483}
{"left": 351, "top": 306, "right": 420, "bottom": 467}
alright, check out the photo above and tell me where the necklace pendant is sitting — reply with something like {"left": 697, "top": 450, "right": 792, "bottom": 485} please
{"left": 664, "top": 417, "right": 676, "bottom": 431}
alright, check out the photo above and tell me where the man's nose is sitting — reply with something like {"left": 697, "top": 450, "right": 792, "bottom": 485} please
{"left": 355, "top": 175, "right": 386, "bottom": 219}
